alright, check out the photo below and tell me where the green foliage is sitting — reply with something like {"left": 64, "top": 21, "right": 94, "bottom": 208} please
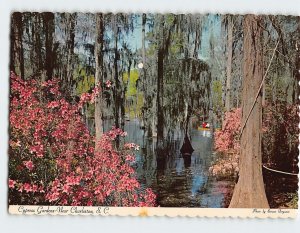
{"left": 75, "top": 67, "right": 95, "bottom": 96}
{"left": 170, "top": 32, "right": 184, "bottom": 55}
{"left": 123, "top": 69, "right": 139, "bottom": 96}
{"left": 286, "top": 193, "right": 298, "bottom": 208}
{"left": 146, "top": 43, "right": 157, "bottom": 56}
{"left": 212, "top": 80, "right": 223, "bottom": 113}
{"left": 165, "top": 14, "right": 175, "bottom": 25}
{"left": 123, "top": 70, "right": 144, "bottom": 118}
{"left": 74, "top": 66, "right": 96, "bottom": 118}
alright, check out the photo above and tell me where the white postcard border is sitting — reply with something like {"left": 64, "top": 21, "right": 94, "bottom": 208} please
{"left": 8, "top": 205, "right": 297, "bottom": 218}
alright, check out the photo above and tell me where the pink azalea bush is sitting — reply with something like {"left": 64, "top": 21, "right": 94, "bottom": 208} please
{"left": 210, "top": 103, "right": 298, "bottom": 178}
{"left": 9, "top": 73, "right": 156, "bottom": 206}
{"left": 209, "top": 108, "right": 241, "bottom": 177}
{"left": 214, "top": 108, "right": 241, "bottom": 153}
{"left": 262, "top": 101, "right": 299, "bottom": 170}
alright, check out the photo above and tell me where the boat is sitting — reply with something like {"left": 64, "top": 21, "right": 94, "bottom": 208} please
{"left": 197, "top": 121, "right": 211, "bottom": 131}
{"left": 197, "top": 126, "right": 211, "bottom": 131}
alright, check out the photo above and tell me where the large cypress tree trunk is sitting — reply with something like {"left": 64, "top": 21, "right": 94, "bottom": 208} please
{"left": 157, "top": 15, "right": 165, "bottom": 143}
{"left": 33, "top": 13, "right": 43, "bottom": 75}
{"left": 42, "top": 12, "right": 55, "bottom": 81}
{"left": 94, "top": 13, "right": 104, "bottom": 141}
{"left": 10, "top": 12, "right": 24, "bottom": 79}
{"left": 157, "top": 47, "right": 164, "bottom": 141}
{"left": 141, "top": 13, "right": 151, "bottom": 136}
{"left": 229, "top": 15, "right": 269, "bottom": 208}
{"left": 66, "top": 13, "right": 76, "bottom": 90}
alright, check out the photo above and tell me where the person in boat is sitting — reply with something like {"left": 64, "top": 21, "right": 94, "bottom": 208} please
{"left": 202, "top": 122, "right": 210, "bottom": 128}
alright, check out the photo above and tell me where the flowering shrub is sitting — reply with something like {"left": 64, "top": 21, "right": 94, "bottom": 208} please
{"left": 214, "top": 108, "right": 241, "bottom": 153}
{"left": 8, "top": 73, "right": 156, "bottom": 206}
{"left": 210, "top": 103, "right": 298, "bottom": 179}
{"left": 262, "top": 102, "right": 299, "bottom": 172}
{"left": 209, "top": 108, "right": 241, "bottom": 177}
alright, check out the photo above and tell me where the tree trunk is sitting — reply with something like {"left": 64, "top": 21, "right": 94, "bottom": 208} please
{"left": 121, "top": 62, "right": 131, "bottom": 129}
{"left": 10, "top": 12, "right": 24, "bottom": 79}
{"left": 142, "top": 13, "right": 147, "bottom": 77}
{"left": 193, "top": 16, "right": 201, "bottom": 59}
{"left": 10, "top": 14, "right": 16, "bottom": 74}
{"left": 292, "top": 23, "right": 300, "bottom": 104}
{"left": 113, "top": 21, "right": 120, "bottom": 129}
{"left": 141, "top": 13, "right": 151, "bottom": 136}
{"left": 33, "top": 13, "right": 43, "bottom": 75}
{"left": 229, "top": 15, "right": 269, "bottom": 208}
{"left": 157, "top": 16, "right": 164, "bottom": 142}
{"left": 66, "top": 13, "right": 76, "bottom": 90}
{"left": 225, "top": 16, "right": 233, "bottom": 112}
{"left": 42, "top": 12, "right": 55, "bottom": 81}
{"left": 94, "top": 13, "right": 104, "bottom": 141}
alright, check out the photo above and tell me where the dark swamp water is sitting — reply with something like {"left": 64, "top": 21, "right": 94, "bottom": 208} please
{"left": 104, "top": 119, "right": 234, "bottom": 208}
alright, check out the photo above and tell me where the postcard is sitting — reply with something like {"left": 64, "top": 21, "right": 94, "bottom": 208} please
{"left": 8, "top": 12, "right": 299, "bottom": 218}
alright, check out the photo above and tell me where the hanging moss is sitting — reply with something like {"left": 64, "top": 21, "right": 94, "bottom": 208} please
{"left": 123, "top": 69, "right": 139, "bottom": 97}
{"left": 122, "top": 69, "right": 144, "bottom": 118}
{"left": 75, "top": 66, "right": 95, "bottom": 96}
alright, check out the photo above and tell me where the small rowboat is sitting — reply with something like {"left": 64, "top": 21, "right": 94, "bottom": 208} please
{"left": 197, "top": 127, "right": 211, "bottom": 131}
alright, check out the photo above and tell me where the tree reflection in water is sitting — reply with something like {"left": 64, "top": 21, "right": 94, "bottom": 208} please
{"left": 104, "top": 119, "right": 233, "bottom": 207}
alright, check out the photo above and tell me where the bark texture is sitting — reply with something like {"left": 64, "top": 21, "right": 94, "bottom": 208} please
{"left": 225, "top": 16, "right": 233, "bottom": 112}
{"left": 229, "top": 15, "right": 269, "bottom": 208}
{"left": 42, "top": 12, "right": 55, "bottom": 81}
{"left": 10, "top": 12, "right": 24, "bottom": 79}
{"left": 66, "top": 13, "right": 76, "bottom": 88}
{"left": 94, "top": 13, "right": 104, "bottom": 141}
{"left": 33, "top": 13, "right": 43, "bottom": 75}
{"left": 156, "top": 15, "right": 165, "bottom": 142}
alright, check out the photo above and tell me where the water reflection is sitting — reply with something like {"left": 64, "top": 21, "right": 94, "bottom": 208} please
{"left": 202, "top": 130, "right": 212, "bottom": 138}
{"left": 104, "top": 119, "right": 232, "bottom": 208}
{"left": 183, "top": 154, "right": 191, "bottom": 168}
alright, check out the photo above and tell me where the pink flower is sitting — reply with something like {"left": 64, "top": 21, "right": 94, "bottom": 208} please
{"left": 60, "top": 199, "right": 68, "bottom": 205}
{"left": 8, "top": 179, "right": 16, "bottom": 188}
{"left": 23, "top": 183, "right": 32, "bottom": 193}
{"left": 66, "top": 176, "right": 80, "bottom": 186}
{"left": 62, "top": 184, "right": 71, "bottom": 193}
{"left": 39, "top": 185, "right": 45, "bottom": 193}
{"left": 46, "top": 192, "right": 60, "bottom": 202}
{"left": 105, "top": 80, "right": 112, "bottom": 88}
{"left": 47, "top": 101, "right": 60, "bottom": 108}
{"left": 32, "top": 184, "right": 38, "bottom": 193}
{"left": 125, "top": 154, "right": 135, "bottom": 162}
{"left": 18, "top": 184, "right": 24, "bottom": 192}
{"left": 87, "top": 200, "right": 93, "bottom": 206}
{"left": 30, "top": 144, "right": 44, "bottom": 158}
{"left": 121, "top": 131, "right": 128, "bottom": 137}
{"left": 124, "top": 143, "right": 140, "bottom": 151}
{"left": 94, "top": 186, "right": 103, "bottom": 195}
{"left": 23, "top": 160, "right": 34, "bottom": 171}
